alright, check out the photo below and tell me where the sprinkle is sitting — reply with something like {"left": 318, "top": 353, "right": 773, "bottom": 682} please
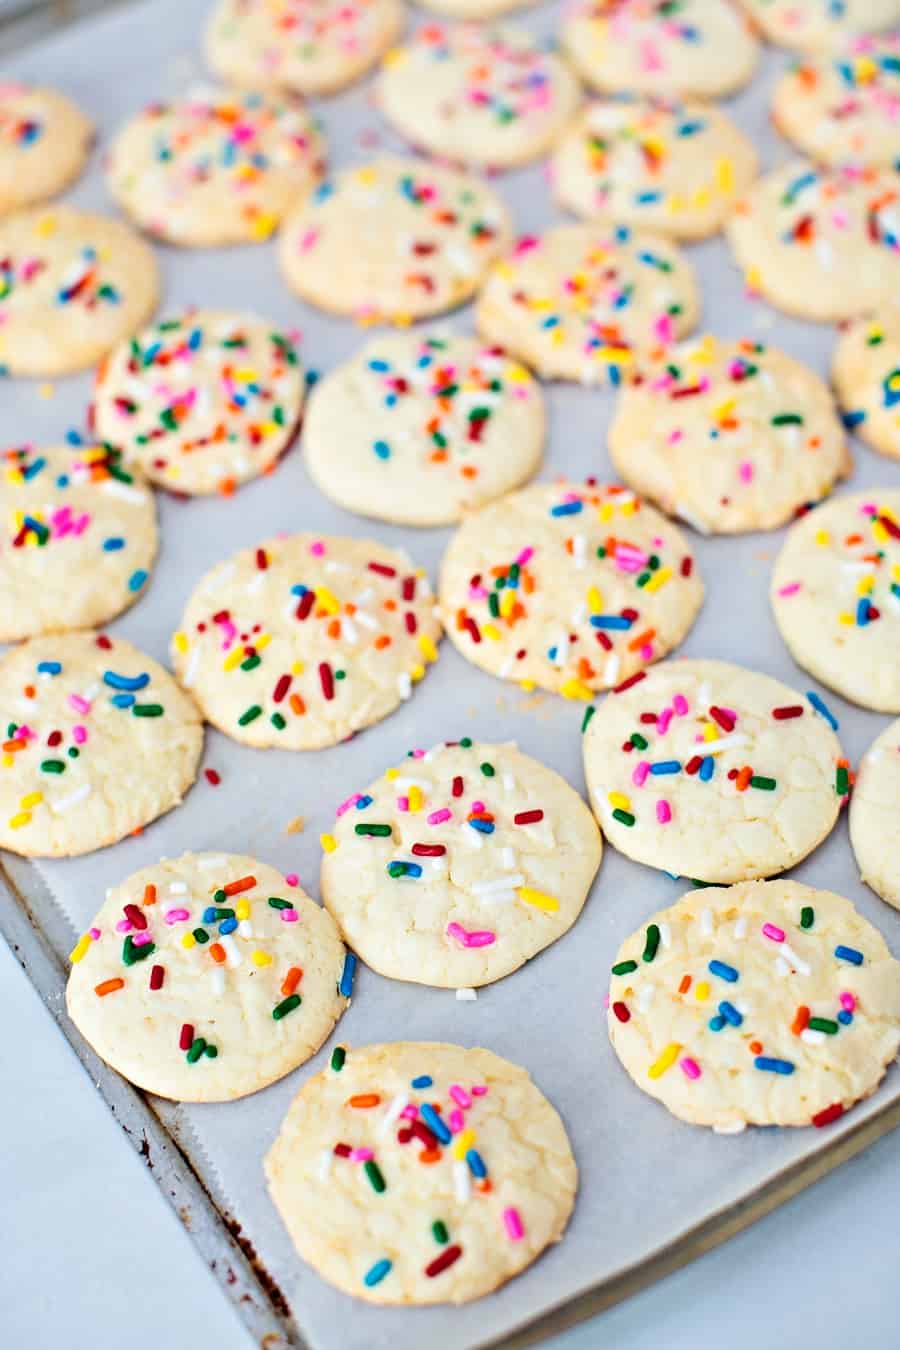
{"left": 339, "top": 952, "right": 358, "bottom": 996}
{"left": 708, "top": 960, "right": 738, "bottom": 983}
{"left": 517, "top": 887, "right": 559, "bottom": 913}
{"left": 364, "top": 1259, "right": 392, "bottom": 1287}
{"left": 611, "top": 959, "right": 638, "bottom": 976}
{"left": 834, "top": 944, "right": 863, "bottom": 966}
{"left": 425, "top": 1245, "right": 462, "bottom": 1278}
{"left": 503, "top": 1207, "right": 525, "bottom": 1241}
{"left": 680, "top": 1057, "right": 701, "bottom": 1080}
{"left": 755, "top": 1057, "right": 795, "bottom": 1075}
{"left": 806, "top": 691, "right": 838, "bottom": 730}
{"left": 273, "top": 994, "right": 302, "bottom": 1020}
{"left": 364, "top": 1160, "right": 386, "bottom": 1193}
{"left": 812, "top": 1103, "right": 845, "bottom": 1128}
{"left": 331, "top": 1046, "right": 346, "bottom": 1071}
{"left": 642, "top": 924, "right": 660, "bottom": 963}
{"left": 648, "top": 1043, "right": 681, "bottom": 1079}
{"left": 94, "top": 978, "right": 124, "bottom": 997}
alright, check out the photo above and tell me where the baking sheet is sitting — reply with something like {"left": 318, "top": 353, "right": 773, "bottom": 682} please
{"left": 2, "top": 2, "right": 900, "bottom": 1349}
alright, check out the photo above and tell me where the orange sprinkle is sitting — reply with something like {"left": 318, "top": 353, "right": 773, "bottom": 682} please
{"left": 224, "top": 875, "right": 256, "bottom": 896}
{"left": 749, "top": 1040, "right": 763, "bottom": 1054}
{"left": 24, "top": 684, "right": 36, "bottom": 699}
{"left": 383, "top": 598, "right": 398, "bottom": 612}
{"left": 478, "top": 1179, "right": 493, "bottom": 1193}
{"left": 326, "top": 618, "right": 341, "bottom": 639}
{"left": 460, "top": 465, "right": 477, "bottom": 479}
{"left": 627, "top": 627, "right": 656, "bottom": 652}
{"left": 95, "top": 978, "right": 124, "bottom": 997}
{"left": 281, "top": 966, "right": 302, "bottom": 997}
{"left": 2, "top": 738, "right": 25, "bottom": 752}
{"left": 348, "top": 1093, "right": 381, "bottom": 1109}
{"left": 374, "top": 634, "right": 391, "bottom": 650}
{"left": 209, "top": 942, "right": 226, "bottom": 965}
{"left": 678, "top": 974, "right": 692, "bottom": 995}
{"left": 418, "top": 1148, "right": 442, "bottom": 1164}
{"left": 791, "top": 1005, "right": 810, "bottom": 1036}
{"left": 735, "top": 766, "right": 753, "bottom": 792}
{"left": 218, "top": 477, "right": 237, "bottom": 497}
{"left": 522, "top": 571, "right": 535, "bottom": 594}
{"left": 289, "top": 692, "right": 306, "bottom": 716}
{"left": 143, "top": 883, "right": 157, "bottom": 906}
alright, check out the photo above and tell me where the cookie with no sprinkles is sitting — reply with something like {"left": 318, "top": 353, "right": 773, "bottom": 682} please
{"left": 832, "top": 311, "right": 900, "bottom": 462}
{"left": 607, "top": 879, "right": 900, "bottom": 1130}
{"left": 0, "top": 633, "right": 202, "bottom": 858}
{"left": 608, "top": 335, "right": 850, "bottom": 535}
{"left": 738, "top": 0, "right": 900, "bottom": 51}
{"left": 0, "top": 84, "right": 92, "bottom": 216}
{"left": 771, "top": 490, "right": 900, "bottom": 713}
{"left": 302, "top": 333, "right": 544, "bottom": 526}
{"left": 850, "top": 719, "right": 900, "bottom": 911}
{"left": 173, "top": 533, "right": 442, "bottom": 750}
{"left": 438, "top": 480, "right": 703, "bottom": 699}
{"left": 265, "top": 1041, "right": 577, "bottom": 1303}
{"left": 93, "top": 311, "right": 305, "bottom": 495}
{"left": 582, "top": 658, "right": 845, "bottom": 883}
{"left": 66, "top": 853, "right": 348, "bottom": 1102}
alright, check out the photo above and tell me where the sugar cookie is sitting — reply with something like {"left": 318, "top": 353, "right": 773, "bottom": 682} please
{"left": 850, "top": 719, "right": 900, "bottom": 910}
{"left": 739, "top": 0, "right": 900, "bottom": 52}
{"left": 832, "top": 311, "right": 900, "bottom": 461}
{"left": 0, "top": 84, "right": 92, "bottom": 216}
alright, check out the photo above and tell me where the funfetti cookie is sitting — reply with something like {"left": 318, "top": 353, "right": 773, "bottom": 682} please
{"left": 302, "top": 333, "right": 544, "bottom": 526}
{"left": 320, "top": 739, "right": 602, "bottom": 988}
{"left": 850, "top": 719, "right": 900, "bottom": 911}
{"left": 832, "top": 312, "right": 900, "bottom": 462}
{"left": 93, "top": 311, "right": 305, "bottom": 496}
{"left": 475, "top": 225, "right": 699, "bottom": 384}
{"left": 609, "top": 335, "right": 850, "bottom": 535}
{"left": 173, "top": 534, "right": 442, "bottom": 750}
{"left": 0, "top": 84, "right": 92, "bottom": 217}
{"left": 726, "top": 163, "right": 900, "bottom": 324}
{"left": 0, "top": 444, "right": 157, "bottom": 642}
{"left": 438, "top": 481, "right": 703, "bottom": 700}
{"left": 607, "top": 879, "right": 900, "bottom": 1130}
{"left": 738, "top": 0, "right": 900, "bottom": 52}
{"left": 0, "top": 633, "right": 202, "bottom": 858}
{"left": 771, "top": 490, "right": 900, "bottom": 713}
{"left": 0, "top": 207, "right": 159, "bottom": 378}
{"left": 278, "top": 157, "right": 512, "bottom": 324}
{"left": 265, "top": 1041, "right": 577, "bottom": 1303}
{"left": 66, "top": 853, "right": 348, "bottom": 1102}
{"left": 582, "top": 658, "right": 846, "bottom": 883}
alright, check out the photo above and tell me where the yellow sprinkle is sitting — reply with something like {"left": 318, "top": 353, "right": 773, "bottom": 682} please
{"left": 320, "top": 833, "right": 337, "bottom": 854}
{"left": 499, "top": 590, "right": 516, "bottom": 619}
{"left": 519, "top": 678, "right": 536, "bottom": 692}
{"left": 483, "top": 623, "right": 501, "bottom": 641}
{"left": 598, "top": 501, "right": 614, "bottom": 522}
{"left": 250, "top": 212, "right": 278, "bottom": 241}
{"left": 814, "top": 529, "right": 830, "bottom": 547}
{"left": 235, "top": 900, "right": 251, "bottom": 921}
{"left": 560, "top": 678, "right": 593, "bottom": 701}
{"left": 690, "top": 188, "right": 711, "bottom": 208}
{"left": 256, "top": 632, "right": 272, "bottom": 651}
{"left": 36, "top": 213, "right": 58, "bottom": 236}
{"left": 408, "top": 786, "right": 423, "bottom": 813}
{"left": 872, "top": 519, "right": 888, "bottom": 545}
{"left": 223, "top": 647, "right": 244, "bottom": 672}
{"left": 713, "top": 399, "right": 736, "bottom": 422}
{"left": 702, "top": 723, "right": 719, "bottom": 742}
{"left": 715, "top": 157, "right": 734, "bottom": 193}
{"left": 587, "top": 585, "right": 604, "bottom": 613}
{"left": 69, "top": 934, "right": 91, "bottom": 963}
{"left": 695, "top": 981, "right": 710, "bottom": 1002}
{"left": 856, "top": 575, "right": 874, "bottom": 596}
{"left": 838, "top": 612, "right": 854, "bottom": 626}
{"left": 173, "top": 631, "right": 189, "bottom": 654}
{"left": 21, "top": 792, "right": 42, "bottom": 809}
{"left": 417, "top": 634, "right": 438, "bottom": 663}
{"left": 382, "top": 46, "right": 406, "bottom": 66}
{"left": 643, "top": 566, "right": 673, "bottom": 593}
{"left": 410, "top": 663, "right": 425, "bottom": 683}
{"left": 648, "top": 1042, "right": 681, "bottom": 1079}
{"left": 181, "top": 933, "right": 196, "bottom": 950}
{"left": 745, "top": 266, "right": 762, "bottom": 291}
{"left": 3, "top": 755, "right": 13, "bottom": 768}
{"left": 452, "top": 1129, "right": 476, "bottom": 1160}
{"left": 251, "top": 950, "right": 273, "bottom": 967}
{"left": 608, "top": 791, "right": 631, "bottom": 811}
{"left": 9, "top": 812, "right": 31, "bottom": 829}
{"left": 315, "top": 586, "right": 340, "bottom": 615}
{"left": 518, "top": 887, "right": 560, "bottom": 914}
{"left": 891, "top": 563, "right": 900, "bottom": 583}
{"left": 620, "top": 497, "right": 637, "bottom": 517}
{"left": 291, "top": 660, "right": 305, "bottom": 675}
{"left": 385, "top": 768, "right": 399, "bottom": 781}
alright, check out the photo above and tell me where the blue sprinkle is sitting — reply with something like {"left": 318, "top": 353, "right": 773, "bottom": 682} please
{"left": 719, "top": 1000, "right": 743, "bottom": 1027}
{"left": 754, "top": 1057, "right": 795, "bottom": 1075}
{"left": 590, "top": 614, "right": 632, "bottom": 630}
{"left": 468, "top": 818, "right": 495, "bottom": 834}
{"left": 466, "top": 1149, "right": 487, "bottom": 1178}
{"left": 103, "top": 670, "right": 150, "bottom": 692}
{"left": 614, "top": 225, "right": 631, "bottom": 243}
{"left": 421, "top": 1103, "right": 451, "bottom": 1145}
{"left": 373, "top": 440, "right": 391, "bottom": 460}
{"left": 128, "top": 569, "right": 148, "bottom": 592}
{"left": 111, "top": 693, "right": 135, "bottom": 708}
{"left": 188, "top": 327, "right": 203, "bottom": 350}
{"left": 356, "top": 795, "right": 374, "bottom": 810}
{"left": 219, "top": 917, "right": 238, "bottom": 935}
{"left": 699, "top": 756, "right": 714, "bottom": 782}
{"left": 291, "top": 583, "right": 309, "bottom": 596}
{"left": 837, "top": 1010, "right": 853, "bottom": 1025}
{"left": 635, "top": 190, "right": 662, "bottom": 204}
{"left": 22, "top": 457, "right": 45, "bottom": 480}
{"left": 203, "top": 907, "right": 217, "bottom": 923}
{"left": 856, "top": 597, "right": 871, "bottom": 627}
{"left": 368, "top": 359, "right": 391, "bottom": 372}
{"left": 708, "top": 959, "right": 739, "bottom": 983}
{"left": 102, "top": 537, "right": 125, "bottom": 552}
{"left": 550, "top": 500, "right": 583, "bottom": 516}
{"left": 708, "top": 1014, "right": 726, "bottom": 1032}
{"left": 65, "top": 428, "right": 84, "bottom": 446}
{"left": 339, "top": 952, "right": 357, "bottom": 998}
{"left": 649, "top": 760, "right": 681, "bottom": 776}
{"left": 834, "top": 944, "right": 863, "bottom": 966}
{"left": 411, "top": 1074, "right": 433, "bottom": 1089}
{"left": 364, "top": 1259, "right": 392, "bottom": 1288}
{"left": 806, "top": 690, "right": 838, "bottom": 731}
{"left": 36, "top": 661, "right": 61, "bottom": 676}
{"left": 841, "top": 410, "right": 866, "bottom": 429}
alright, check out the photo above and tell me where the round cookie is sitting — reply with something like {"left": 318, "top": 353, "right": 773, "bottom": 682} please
{"left": 607, "top": 879, "right": 900, "bottom": 1129}
{"left": 66, "top": 853, "right": 348, "bottom": 1102}
{"left": 608, "top": 335, "right": 850, "bottom": 534}
{"left": 173, "top": 533, "right": 442, "bottom": 750}
{"left": 106, "top": 90, "right": 325, "bottom": 247}
{"left": 93, "top": 310, "right": 305, "bottom": 495}
{"left": 582, "top": 658, "right": 845, "bottom": 883}
{"left": 832, "top": 311, "right": 900, "bottom": 461}
{"left": 738, "top": 0, "right": 900, "bottom": 52}
{"left": 0, "top": 207, "right": 159, "bottom": 378}
{"left": 850, "top": 719, "right": 900, "bottom": 910}
{"left": 475, "top": 224, "right": 699, "bottom": 384}
{"left": 0, "top": 84, "right": 92, "bottom": 217}
{"left": 771, "top": 490, "right": 900, "bottom": 713}
{"left": 0, "top": 632, "right": 202, "bottom": 858}
{"left": 554, "top": 99, "right": 758, "bottom": 242}
{"left": 303, "top": 333, "right": 544, "bottom": 526}
{"left": 438, "top": 480, "right": 703, "bottom": 699}
{"left": 0, "top": 444, "right": 157, "bottom": 641}
{"left": 278, "top": 157, "right": 512, "bottom": 323}
{"left": 726, "top": 162, "right": 900, "bottom": 324}
{"left": 561, "top": 0, "right": 758, "bottom": 99}
{"left": 320, "top": 738, "right": 602, "bottom": 988}
{"left": 265, "top": 1041, "right": 577, "bottom": 1303}
{"left": 377, "top": 24, "right": 581, "bottom": 170}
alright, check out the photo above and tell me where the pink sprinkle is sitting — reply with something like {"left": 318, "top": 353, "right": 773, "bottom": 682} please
{"left": 72, "top": 724, "right": 87, "bottom": 744}
{"left": 285, "top": 874, "right": 299, "bottom": 887}
{"left": 633, "top": 760, "right": 650, "bottom": 787}
{"left": 762, "top": 923, "right": 785, "bottom": 943}
{"left": 449, "top": 1084, "right": 471, "bottom": 1109}
{"left": 428, "top": 808, "right": 452, "bottom": 825}
{"left": 680, "top": 1057, "right": 702, "bottom": 1080}
{"left": 503, "top": 1207, "right": 525, "bottom": 1241}
{"left": 516, "top": 546, "right": 534, "bottom": 566}
{"left": 400, "top": 1104, "right": 418, "bottom": 1120}
{"left": 739, "top": 461, "right": 754, "bottom": 483}
{"left": 471, "top": 1085, "right": 488, "bottom": 1096}
{"left": 471, "top": 800, "right": 485, "bottom": 814}
{"left": 336, "top": 793, "right": 361, "bottom": 817}
{"left": 672, "top": 694, "right": 689, "bottom": 716}
{"left": 88, "top": 927, "right": 101, "bottom": 940}
{"left": 447, "top": 922, "right": 495, "bottom": 949}
{"left": 164, "top": 907, "right": 190, "bottom": 924}
{"left": 309, "top": 540, "right": 325, "bottom": 556}
{"left": 639, "top": 643, "right": 653, "bottom": 661}
{"left": 115, "top": 919, "right": 132, "bottom": 933}
{"left": 657, "top": 707, "right": 673, "bottom": 735}
{"left": 448, "top": 1109, "right": 465, "bottom": 1133}
{"left": 299, "top": 227, "right": 320, "bottom": 253}
{"left": 840, "top": 992, "right": 856, "bottom": 1012}
{"left": 351, "top": 1148, "right": 374, "bottom": 1163}
{"left": 68, "top": 694, "right": 91, "bottom": 714}
{"left": 131, "top": 931, "right": 153, "bottom": 947}
{"left": 656, "top": 799, "right": 672, "bottom": 824}
{"left": 514, "top": 235, "right": 540, "bottom": 256}
{"left": 280, "top": 909, "right": 299, "bottom": 923}
{"left": 778, "top": 582, "right": 801, "bottom": 597}
{"left": 653, "top": 312, "right": 673, "bottom": 343}
{"left": 397, "top": 795, "right": 410, "bottom": 812}
{"left": 667, "top": 429, "right": 684, "bottom": 445}
{"left": 412, "top": 748, "right": 425, "bottom": 759}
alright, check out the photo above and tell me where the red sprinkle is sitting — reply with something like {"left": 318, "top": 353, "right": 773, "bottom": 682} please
{"left": 368, "top": 561, "right": 396, "bottom": 578}
{"left": 612, "top": 1000, "right": 630, "bottom": 1023}
{"left": 179, "top": 1023, "right": 194, "bottom": 1051}
{"left": 412, "top": 844, "right": 447, "bottom": 856}
{"left": 451, "top": 775, "right": 464, "bottom": 798}
{"left": 319, "top": 662, "right": 335, "bottom": 701}
{"left": 514, "top": 810, "right": 544, "bottom": 825}
{"left": 255, "top": 548, "right": 268, "bottom": 570}
{"left": 680, "top": 557, "right": 693, "bottom": 577}
{"left": 295, "top": 590, "right": 315, "bottom": 621}
{"left": 812, "top": 1102, "right": 845, "bottom": 1128}
{"left": 772, "top": 705, "right": 804, "bottom": 720}
{"left": 402, "top": 575, "right": 416, "bottom": 602}
{"left": 273, "top": 674, "right": 291, "bottom": 703}
{"left": 333, "top": 1142, "right": 352, "bottom": 1157}
{"left": 425, "top": 1244, "right": 463, "bottom": 1278}
{"left": 709, "top": 705, "right": 735, "bottom": 732}
{"left": 124, "top": 903, "right": 147, "bottom": 930}
{"left": 685, "top": 755, "right": 703, "bottom": 775}
{"left": 204, "top": 768, "right": 221, "bottom": 786}
{"left": 614, "top": 671, "right": 647, "bottom": 695}
{"left": 149, "top": 964, "right": 164, "bottom": 991}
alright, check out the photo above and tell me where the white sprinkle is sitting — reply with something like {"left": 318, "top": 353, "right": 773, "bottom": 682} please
{"left": 471, "top": 873, "right": 525, "bottom": 894}
{"left": 501, "top": 772, "right": 515, "bottom": 792}
{"left": 453, "top": 1160, "right": 471, "bottom": 1203}
{"left": 775, "top": 955, "right": 790, "bottom": 978}
{"left": 700, "top": 908, "right": 713, "bottom": 937}
{"left": 397, "top": 672, "right": 412, "bottom": 700}
{"left": 210, "top": 968, "right": 226, "bottom": 997}
{"left": 637, "top": 985, "right": 655, "bottom": 1013}
{"left": 50, "top": 783, "right": 91, "bottom": 813}
{"left": 801, "top": 1028, "right": 826, "bottom": 1046}
{"left": 455, "top": 988, "right": 477, "bottom": 1001}
{"left": 501, "top": 846, "right": 516, "bottom": 869}
{"left": 221, "top": 935, "right": 242, "bottom": 968}
{"left": 780, "top": 942, "right": 811, "bottom": 976}
{"left": 379, "top": 1094, "right": 409, "bottom": 1135}
{"left": 703, "top": 733, "right": 750, "bottom": 757}
{"left": 317, "top": 1149, "right": 333, "bottom": 1182}
{"left": 733, "top": 916, "right": 748, "bottom": 940}
{"left": 169, "top": 882, "right": 188, "bottom": 894}
{"left": 183, "top": 646, "right": 201, "bottom": 688}
{"left": 659, "top": 923, "right": 671, "bottom": 949}
{"left": 713, "top": 1119, "right": 747, "bottom": 1135}
{"left": 604, "top": 653, "right": 620, "bottom": 685}
{"left": 100, "top": 480, "right": 147, "bottom": 504}
{"left": 462, "top": 824, "right": 483, "bottom": 850}
{"left": 238, "top": 920, "right": 253, "bottom": 938}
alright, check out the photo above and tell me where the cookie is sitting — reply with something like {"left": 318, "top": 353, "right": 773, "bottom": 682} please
{"left": 0, "top": 84, "right": 92, "bottom": 216}
{"left": 377, "top": 24, "right": 581, "bottom": 170}
{"left": 771, "top": 490, "right": 900, "bottom": 713}
{"left": 66, "top": 853, "right": 348, "bottom": 1102}
{"left": 726, "top": 162, "right": 900, "bottom": 324}
{"left": 265, "top": 1041, "right": 577, "bottom": 1303}
{"left": 772, "top": 36, "right": 900, "bottom": 168}
{"left": 302, "top": 333, "right": 544, "bottom": 526}
{"left": 561, "top": 0, "right": 758, "bottom": 99}
{"left": 0, "top": 444, "right": 157, "bottom": 641}
{"left": 582, "top": 658, "right": 845, "bottom": 883}
{"left": 739, "top": 0, "right": 900, "bottom": 51}
{"left": 832, "top": 312, "right": 900, "bottom": 462}
{"left": 0, "top": 207, "right": 159, "bottom": 377}
{"left": 438, "top": 480, "right": 703, "bottom": 699}
{"left": 320, "top": 738, "right": 602, "bottom": 988}
{"left": 0, "top": 633, "right": 202, "bottom": 858}
{"left": 475, "top": 224, "right": 699, "bottom": 384}
{"left": 173, "top": 533, "right": 442, "bottom": 750}
{"left": 850, "top": 719, "right": 900, "bottom": 910}
{"left": 414, "top": 0, "right": 536, "bottom": 16}
{"left": 278, "top": 157, "right": 512, "bottom": 323}
{"left": 553, "top": 99, "right": 758, "bottom": 242}
{"left": 608, "top": 335, "right": 850, "bottom": 534}
{"left": 106, "top": 89, "right": 325, "bottom": 247}
{"left": 607, "top": 879, "right": 900, "bottom": 1129}
{"left": 93, "top": 310, "right": 305, "bottom": 495}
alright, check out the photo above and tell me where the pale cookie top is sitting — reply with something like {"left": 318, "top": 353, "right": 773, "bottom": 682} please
{"left": 553, "top": 99, "right": 758, "bottom": 241}
{"left": 206, "top": 0, "right": 405, "bottom": 97}
{"left": 771, "top": 490, "right": 900, "bottom": 713}
{"left": 377, "top": 24, "right": 581, "bottom": 170}
{"left": 850, "top": 718, "right": 900, "bottom": 911}
{"left": 66, "top": 853, "right": 348, "bottom": 1102}
{"left": 772, "top": 36, "right": 900, "bottom": 168}
{"left": 0, "top": 633, "right": 202, "bottom": 858}
{"left": 172, "top": 533, "right": 442, "bottom": 750}
{"left": 320, "top": 739, "right": 602, "bottom": 988}
{"left": 607, "top": 879, "right": 900, "bottom": 1129}
{"left": 475, "top": 224, "right": 699, "bottom": 384}
{"left": 726, "top": 162, "right": 900, "bottom": 324}
{"left": 582, "top": 658, "right": 845, "bottom": 883}
{"left": 106, "top": 89, "right": 326, "bottom": 247}
{"left": 0, "top": 84, "right": 93, "bottom": 217}
{"left": 608, "top": 335, "right": 850, "bottom": 535}
{"left": 561, "top": 0, "right": 759, "bottom": 99}
{"left": 0, "top": 207, "right": 159, "bottom": 378}
{"left": 738, "top": 0, "right": 900, "bottom": 51}
{"left": 265, "top": 1041, "right": 577, "bottom": 1304}
{"left": 302, "top": 332, "right": 544, "bottom": 526}
{"left": 93, "top": 310, "right": 305, "bottom": 495}
{"left": 832, "top": 311, "right": 900, "bottom": 462}
{"left": 439, "top": 480, "right": 703, "bottom": 699}
{"left": 278, "top": 157, "right": 512, "bottom": 323}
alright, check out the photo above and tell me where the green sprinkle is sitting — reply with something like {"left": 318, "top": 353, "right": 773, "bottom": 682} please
{"left": 460, "top": 737, "right": 472, "bottom": 748}
{"left": 642, "top": 924, "right": 660, "bottom": 963}
{"left": 771, "top": 413, "right": 804, "bottom": 426}
{"left": 331, "top": 1046, "right": 346, "bottom": 1071}
{"left": 273, "top": 994, "right": 302, "bottom": 1020}
{"left": 40, "top": 759, "right": 65, "bottom": 774}
{"left": 214, "top": 889, "right": 227, "bottom": 903}
{"left": 612, "top": 808, "right": 636, "bottom": 827}
{"left": 630, "top": 733, "right": 648, "bottom": 750}
{"left": 808, "top": 1017, "right": 838, "bottom": 1035}
{"left": 238, "top": 705, "right": 262, "bottom": 726}
{"left": 192, "top": 928, "right": 209, "bottom": 944}
{"left": 355, "top": 823, "right": 392, "bottom": 837}
{"left": 836, "top": 765, "right": 849, "bottom": 796}
{"left": 387, "top": 861, "right": 408, "bottom": 877}
{"left": 187, "top": 1038, "right": 207, "bottom": 1064}
{"left": 800, "top": 906, "right": 814, "bottom": 929}
{"left": 582, "top": 705, "right": 596, "bottom": 733}
{"left": 241, "top": 654, "right": 261, "bottom": 672}
{"left": 210, "top": 908, "right": 234, "bottom": 920}
{"left": 364, "top": 1160, "right": 386, "bottom": 1193}
{"left": 132, "top": 703, "right": 164, "bottom": 717}
{"left": 611, "top": 959, "right": 638, "bottom": 976}
{"left": 122, "top": 936, "right": 155, "bottom": 966}
{"left": 479, "top": 762, "right": 495, "bottom": 777}
{"left": 636, "top": 572, "right": 651, "bottom": 588}
{"left": 268, "top": 896, "right": 292, "bottom": 910}
{"left": 205, "top": 1044, "right": 218, "bottom": 1059}
{"left": 271, "top": 711, "right": 286, "bottom": 729}
{"left": 488, "top": 593, "right": 500, "bottom": 618}
{"left": 750, "top": 775, "right": 777, "bottom": 791}
{"left": 432, "top": 1220, "right": 449, "bottom": 1244}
